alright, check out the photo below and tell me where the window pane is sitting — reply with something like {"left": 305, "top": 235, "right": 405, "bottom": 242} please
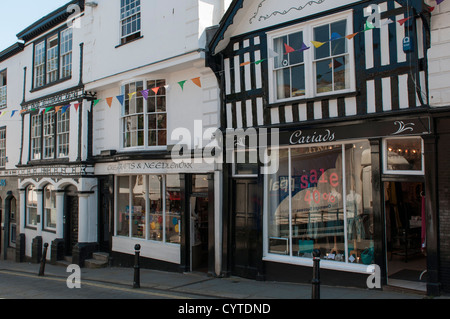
{"left": 291, "top": 145, "right": 344, "bottom": 260}
{"left": 117, "top": 176, "right": 130, "bottom": 236}
{"left": 273, "top": 36, "right": 288, "bottom": 69}
{"left": 276, "top": 68, "right": 291, "bottom": 100}
{"left": 314, "top": 24, "right": 330, "bottom": 60}
{"left": 158, "top": 129, "right": 167, "bottom": 146}
{"left": 44, "top": 185, "right": 57, "bottom": 229}
{"left": 27, "top": 186, "right": 38, "bottom": 226}
{"left": 386, "top": 138, "right": 423, "bottom": 171}
{"left": 149, "top": 175, "right": 163, "bottom": 241}
{"left": 288, "top": 32, "right": 304, "bottom": 65}
{"left": 316, "top": 59, "right": 333, "bottom": 93}
{"left": 131, "top": 176, "right": 146, "bottom": 239}
{"left": 267, "top": 149, "right": 290, "bottom": 255}
{"left": 331, "top": 20, "right": 347, "bottom": 56}
{"left": 345, "top": 141, "right": 374, "bottom": 264}
{"left": 291, "top": 64, "right": 305, "bottom": 97}
{"left": 166, "top": 175, "right": 181, "bottom": 244}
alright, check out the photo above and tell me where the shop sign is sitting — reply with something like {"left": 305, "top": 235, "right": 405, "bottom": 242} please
{"left": 279, "top": 116, "right": 431, "bottom": 146}
{"left": 22, "top": 87, "right": 85, "bottom": 111}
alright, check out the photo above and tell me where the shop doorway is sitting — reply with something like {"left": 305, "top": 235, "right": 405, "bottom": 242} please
{"left": 384, "top": 181, "right": 427, "bottom": 291}
{"left": 64, "top": 186, "right": 79, "bottom": 256}
{"left": 232, "top": 180, "right": 260, "bottom": 279}
{"left": 190, "top": 195, "right": 209, "bottom": 272}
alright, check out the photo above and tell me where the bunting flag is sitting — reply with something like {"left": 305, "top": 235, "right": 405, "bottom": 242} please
{"left": 141, "top": 89, "right": 149, "bottom": 100}
{"left": 93, "top": 99, "right": 101, "bottom": 107}
{"left": 55, "top": 105, "right": 63, "bottom": 112}
{"left": 62, "top": 105, "right": 70, "bottom": 114}
{"left": 10, "top": 110, "right": 17, "bottom": 118}
{"left": 299, "top": 42, "right": 310, "bottom": 52}
{"left": 39, "top": 108, "right": 45, "bottom": 114}
{"left": 45, "top": 106, "right": 53, "bottom": 113}
{"left": 106, "top": 97, "right": 114, "bottom": 107}
{"left": 74, "top": 103, "right": 81, "bottom": 112}
{"left": 0, "top": 111, "right": 5, "bottom": 118}
{"left": 398, "top": 16, "right": 412, "bottom": 26}
{"left": 437, "top": 0, "right": 445, "bottom": 5}
{"left": 365, "top": 21, "right": 375, "bottom": 31}
{"left": 116, "top": 95, "right": 124, "bottom": 106}
{"left": 240, "top": 61, "right": 251, "bottom": 67}
{"left": 255, "top": 59, "right": 265, "bottom": 65}
{"left": 128, "top": 92, "right": 136, "bottom": 100}
{"left": 191, "top": 77, "right": 202, "bottom": 88}
{"left": 330, "top": 32, "right": 342, "bottom": 41}
{"left": 178, "top": 80, "right": 187, "bottom": 91}
{"left": 311, "top": 40, "right": 326, "bottom": 48}
{"left": 345, "top": 32, "right": 358, "bottom": 40}
{"left": 284, "top": 43, "right": 296, "bottom": 54}
{"left": 151, "top": 87, "right": 160, "bottom": 95}
{"left": 268, "top": 48, "right": 280, "bottom": 58}
{"left": 20, "top": 109, "right": 26, "bottom": 114}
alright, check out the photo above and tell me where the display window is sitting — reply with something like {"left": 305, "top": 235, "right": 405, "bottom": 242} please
{"left": 383, "top": 137, "right": 424, "bottom": 175}
{"left": 115, "top": 174, "right": 181, "bottom": 245}
{"left": 265, "top": 140, "right": 374, "bottom": 267}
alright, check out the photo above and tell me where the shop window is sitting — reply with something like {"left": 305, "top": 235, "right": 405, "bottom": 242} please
{"left": 267, "top": 11, "right": 354, "bottom": 103}
{"left": 26, "top": 185, "right": 38, "bottom": 227}
{"left": 265, "top": 141, "right": 374, "bottom": 266}
{"left": 383, "top": 137, "right": 424, "bottom": 175}
{"left": 44, "top": 185, "right": 57, "bottom": 230}
{"left": 116, "top": 175, "right": 181, "bottom": 244}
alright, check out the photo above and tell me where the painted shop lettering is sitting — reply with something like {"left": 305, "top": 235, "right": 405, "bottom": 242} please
{"left": 290, "top": 129, "right": 335, "bottom": 145}
{"left": 269, "top": 169, "right": 339, "bottom": 191}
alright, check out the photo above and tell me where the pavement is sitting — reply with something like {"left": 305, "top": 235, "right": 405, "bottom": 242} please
{"left": 0, "top": 259, "right": 447, "bottom": 299}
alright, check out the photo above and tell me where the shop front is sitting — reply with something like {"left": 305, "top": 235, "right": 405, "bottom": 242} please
{"left": 229, "top": 114, "right": 437, "bottom": 291}
{"left": 95, "top": 159, "right": 221, "bottom": 276}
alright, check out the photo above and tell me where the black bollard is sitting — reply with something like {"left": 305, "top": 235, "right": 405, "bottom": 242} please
{"left": 311, "top": 249, "right": 321, "bottom": 299}
{"left": 133, "top": 244, "right": 141, "bottom": 288}
{"left": 38, "top": 243, "right": 49, "bottom": 277}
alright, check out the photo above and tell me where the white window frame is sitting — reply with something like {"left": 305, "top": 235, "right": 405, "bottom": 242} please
{"left": 267, "top": 10, "right": 356, "bottom": 104}
{"left": 120, "top": 79, "right": 167, "bottom": 151}
{"left": 60, "top": 28, "right": 73, "bottom": 79}
{"left": 26, "top": 185, "right": 38, "bottom": 227}
{"left": 46, "top": 35, "right": 59, "bottom": 84}
{"left": 31, "top": 114, "right": 42, "bottom": 160}
{"left": 34, "top": 41, "right": 46, "bottom": 88}
{"left": 43, "top": 111, "right": 55, "bottom": 159}
{"left": 43, "top": 184, "right": 57, "bottom": 231}
{"left": 57, "top": 110, "right": 70, "bottom": 158}
{"left": 120, "top": 0, "right": 141, "bottom": 43}
{"left": 383, "top": 137, "right": 425, "bottom": 176}
{"left": 0, "top": 70, "right": 6, "bottom": 109}
{"left": 0, "top": 127, "right": 6, "bottom": 168}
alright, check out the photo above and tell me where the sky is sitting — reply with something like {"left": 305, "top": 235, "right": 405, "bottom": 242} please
{"left": 0, "top": 0, "right": 72, "bottom": 52}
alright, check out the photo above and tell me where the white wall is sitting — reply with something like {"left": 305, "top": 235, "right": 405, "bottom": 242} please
{"left": 427, "top": 0, "right": 450, "bottom": 107}
{"left": 0, "top": 50, "right": 24, "bottom": 170}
